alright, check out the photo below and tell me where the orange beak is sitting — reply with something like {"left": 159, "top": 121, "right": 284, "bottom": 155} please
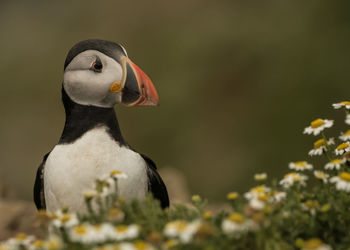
{"left": 120, "top": 57, "right": 159, "bottom": 107}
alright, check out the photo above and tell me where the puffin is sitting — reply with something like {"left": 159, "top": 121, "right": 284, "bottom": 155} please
{"left": 33, "top": 39, "right": 169, "bottom": 213}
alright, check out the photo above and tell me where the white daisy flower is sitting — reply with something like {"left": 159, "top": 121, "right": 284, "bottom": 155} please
{"left": 308, "top": 138, "right": 334, "bottom": 156}
{"left": 302, "top": 238, "right": 332, "bottom": 250}
{"left": 119, "top": 241, "right": 155, "bottom": 250}
{"left": 271, "top": 191, "right": 286, "bottom": 202}
{"left": 339, "top": 129, "right": 350, "bottom": 141}
{"left": 289, "top": 161, "right": 313, "bottom": 171}
{"left": 254, "top": 173, "right": 267, "bottom": 181}
{"left": 69, "top": 224, "right": 92, "bottom": 244}
{"left": 164, "top": 220, "right": 201, "bottom": 244}
{"left": 164, "top": 220, "right": 188, "bottom": 238}
{"left": 51, "top": 211, "right": 79, "bottom": 228}
{"left": 0, "top": 242, "right": 11, "bottom": 250}
{"left": 110, "top": 224, "right": 140, "bottom": 241}
{"left": 314, "top": 171, "right": 329, "bottom": 183}
{"left": 325, "top": 158, "right": 346, "bottom": 170}
{"left": 303, "top": 119, "right": 333, "bottom": 136}
{"left": 70, "top": 223, "right": 114, "bottom": 244}
{"left": 90, "top": 223, "right": 114, "bottom": 244}
{"left": 245, "top": 187, "right": 285, "bottom": 209}
{"left": 108, "top": 208, "right": 125, "bottom": 223}
{"left": 179, "top": 220, "right": 202, "bottom": 243}
{"left": 346, "top": 114, "right": 350, "bottom": 125}
{"left": 43, "top": 236, "right": 63, "bottom": 250}
{"left": 93, "top": 242, "right": 155, "bottom": 250}
{"left": 92, "top": 171, "right": 127, "bottom": 199}
{"left": 244, "top": 185, "right": 271, "bottom": 200}
{"left": 94, "top": 178, "right": 116, "bottom": 198}
{"left": 330, "top": 172, "right": 350, "bottom": 192}
{"left": 29, "top": 240, "right": 46, "bottom": 250}
{"left": 109, "top": 170, "right": 128, "bottom": 180}
{"left": 279, "top": 172, "right": 308, "bottom": 188}
{"left": 334, "top": 142, "right": 350, "bottom": 155}
{"left": 248, "top": 196, "right": 267, "bottom": 211}
{"left": 83, "top": 190, "right": 98, "bottom": 200}
{"left": 301, "top": 200, "right": 319, "bottom": 216}
{"left": 332, "top": 101, "right": 350, "bottom": 109}
{"left": 6, "top": 233, "right": 35, "bottom": 249}
{"left": 221, "top": 213, "right": 256, "bottom": 235}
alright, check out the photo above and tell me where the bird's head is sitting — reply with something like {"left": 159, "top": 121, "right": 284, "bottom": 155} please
{"left": 62, "top": 39, "right": 159, "bottom": 108}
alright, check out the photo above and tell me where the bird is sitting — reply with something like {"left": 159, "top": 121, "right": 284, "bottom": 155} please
{"left": 33, "top": 39, "right": 169, "bottom": 213}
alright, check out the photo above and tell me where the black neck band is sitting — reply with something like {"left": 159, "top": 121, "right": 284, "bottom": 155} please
{"left": 59, "top": 87, "right": 126, "bottom": 146}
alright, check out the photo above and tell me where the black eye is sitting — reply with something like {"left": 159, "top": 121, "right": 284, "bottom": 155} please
{"left": 90, "top": 57, "right": 103, "bottom": 72}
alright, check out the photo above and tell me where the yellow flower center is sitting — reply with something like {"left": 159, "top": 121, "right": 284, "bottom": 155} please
{"left": 294, "top": 161, "right": 308, "bottom": 167}
{"left": 227, "top": 192, "right": 238, "bottom": 200}
{"left": 46, "top": 239, "right": 61, "bottom": 250}
{"left": 83, "top": 191, "right": 96, "bottom": 199}
{"left": 314, "top": 171, "right": 326, "bottom": 179}
{"left": 284, "top": 172, "right": 297, "bottom": 178}
{"left": 110, "top": 170, "right": 122, "bottom": 176}
{"left": 203, "top": 211, "right": 212, "bottom": 219}
{"left": 165, "top": 239, "right": 177, "bottom": 247}
{"left": 116, "top": 225, "right": 128, "bottom": 233}
{"left": 321, "top": 204, "right": 331, "bottom": 212}
{"left": 345, "top": 130, "right": 350, "bottom": 136}
{"left": 15, "top": 233, "right": 27, "bottom": 240}
{"left": 284, "top": 172, "right": 303, "bottom": 181}
{"left": 254, "top": 173, "right": 267, "bottom": 181}
{"left": 60, "top": 214, "right": 71, "bottom": 223}
{"left": 303, "top": 238, "right": 323, "bottom": 248}
{"left": 341, "top": 101, "right": 350, "bottom": 105}
{"left": 313, "top": 139, "right": 326, "bottom": 149}
{"left": 304, "top": 200, "right": 314, "bottom": 209}
{"left": 34, "top": 240, "right": 44, "bottom": 248}
{"left": 311, "top": 119, "right": 325, "bottom": 128}
{"left": 250, "top": 186, "right": 266, "bottom": 194}
{"left": 337, "top": 143, "right": 349, "bottom": 151}
{"left": 134, "top": 241, "right": 147, "bottom": 250}
{"left": 340, "top": 172, "right": 350, "bottom": 182}
{"left": 191, "top": 195, "right": 201, "bottom": 202}
{"left": 74, "top": 225, "right": 87, "bottom": 235}
{"left": 228, "top": 213, "right": 245, "bottom": 223}
{"left": 263, "top": 205, "right": 271, "bottom": 213}
{"left": 175, "top": 221, "right": 188, "bottom": 231}
{"left": 94, "top": 224, "right": 102, "bottom": 231}
{"left": 331, "top": 159, "right": 343, "bottom": 164}
{"left": 258, "top": 194, "right": 268, "bottom": 202}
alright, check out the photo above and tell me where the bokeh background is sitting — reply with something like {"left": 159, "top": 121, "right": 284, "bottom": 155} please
{"left": 1, "top": 0, "right": 350, "bottom": 203}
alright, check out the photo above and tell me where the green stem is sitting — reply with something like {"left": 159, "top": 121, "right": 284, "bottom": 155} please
{"left": 321, "top": 132, "right": 332, "bottom": 161}
{"left": 85, "top": 199, "right": 96, "bottom": 219}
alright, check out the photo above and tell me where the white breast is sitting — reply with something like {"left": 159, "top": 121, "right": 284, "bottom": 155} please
{"left": 44, "top": 126, "right": 148, "bottom": 213}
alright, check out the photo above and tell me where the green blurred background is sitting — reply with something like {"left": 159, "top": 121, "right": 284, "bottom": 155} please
{"left": 0, "top": 0, "right": 350, "bottom": 203}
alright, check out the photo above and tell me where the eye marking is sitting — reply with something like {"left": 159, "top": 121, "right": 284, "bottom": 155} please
{"left": 90, "top": 56, "right": 103, "bottom": 73}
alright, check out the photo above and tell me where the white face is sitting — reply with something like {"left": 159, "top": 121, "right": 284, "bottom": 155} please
{"left": 63, "top": 50, "right": 123, "bottom": 108}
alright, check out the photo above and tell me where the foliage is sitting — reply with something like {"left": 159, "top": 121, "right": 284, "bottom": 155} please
{"left": 3, "top": 102, "right": 350, "bottom": 250}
